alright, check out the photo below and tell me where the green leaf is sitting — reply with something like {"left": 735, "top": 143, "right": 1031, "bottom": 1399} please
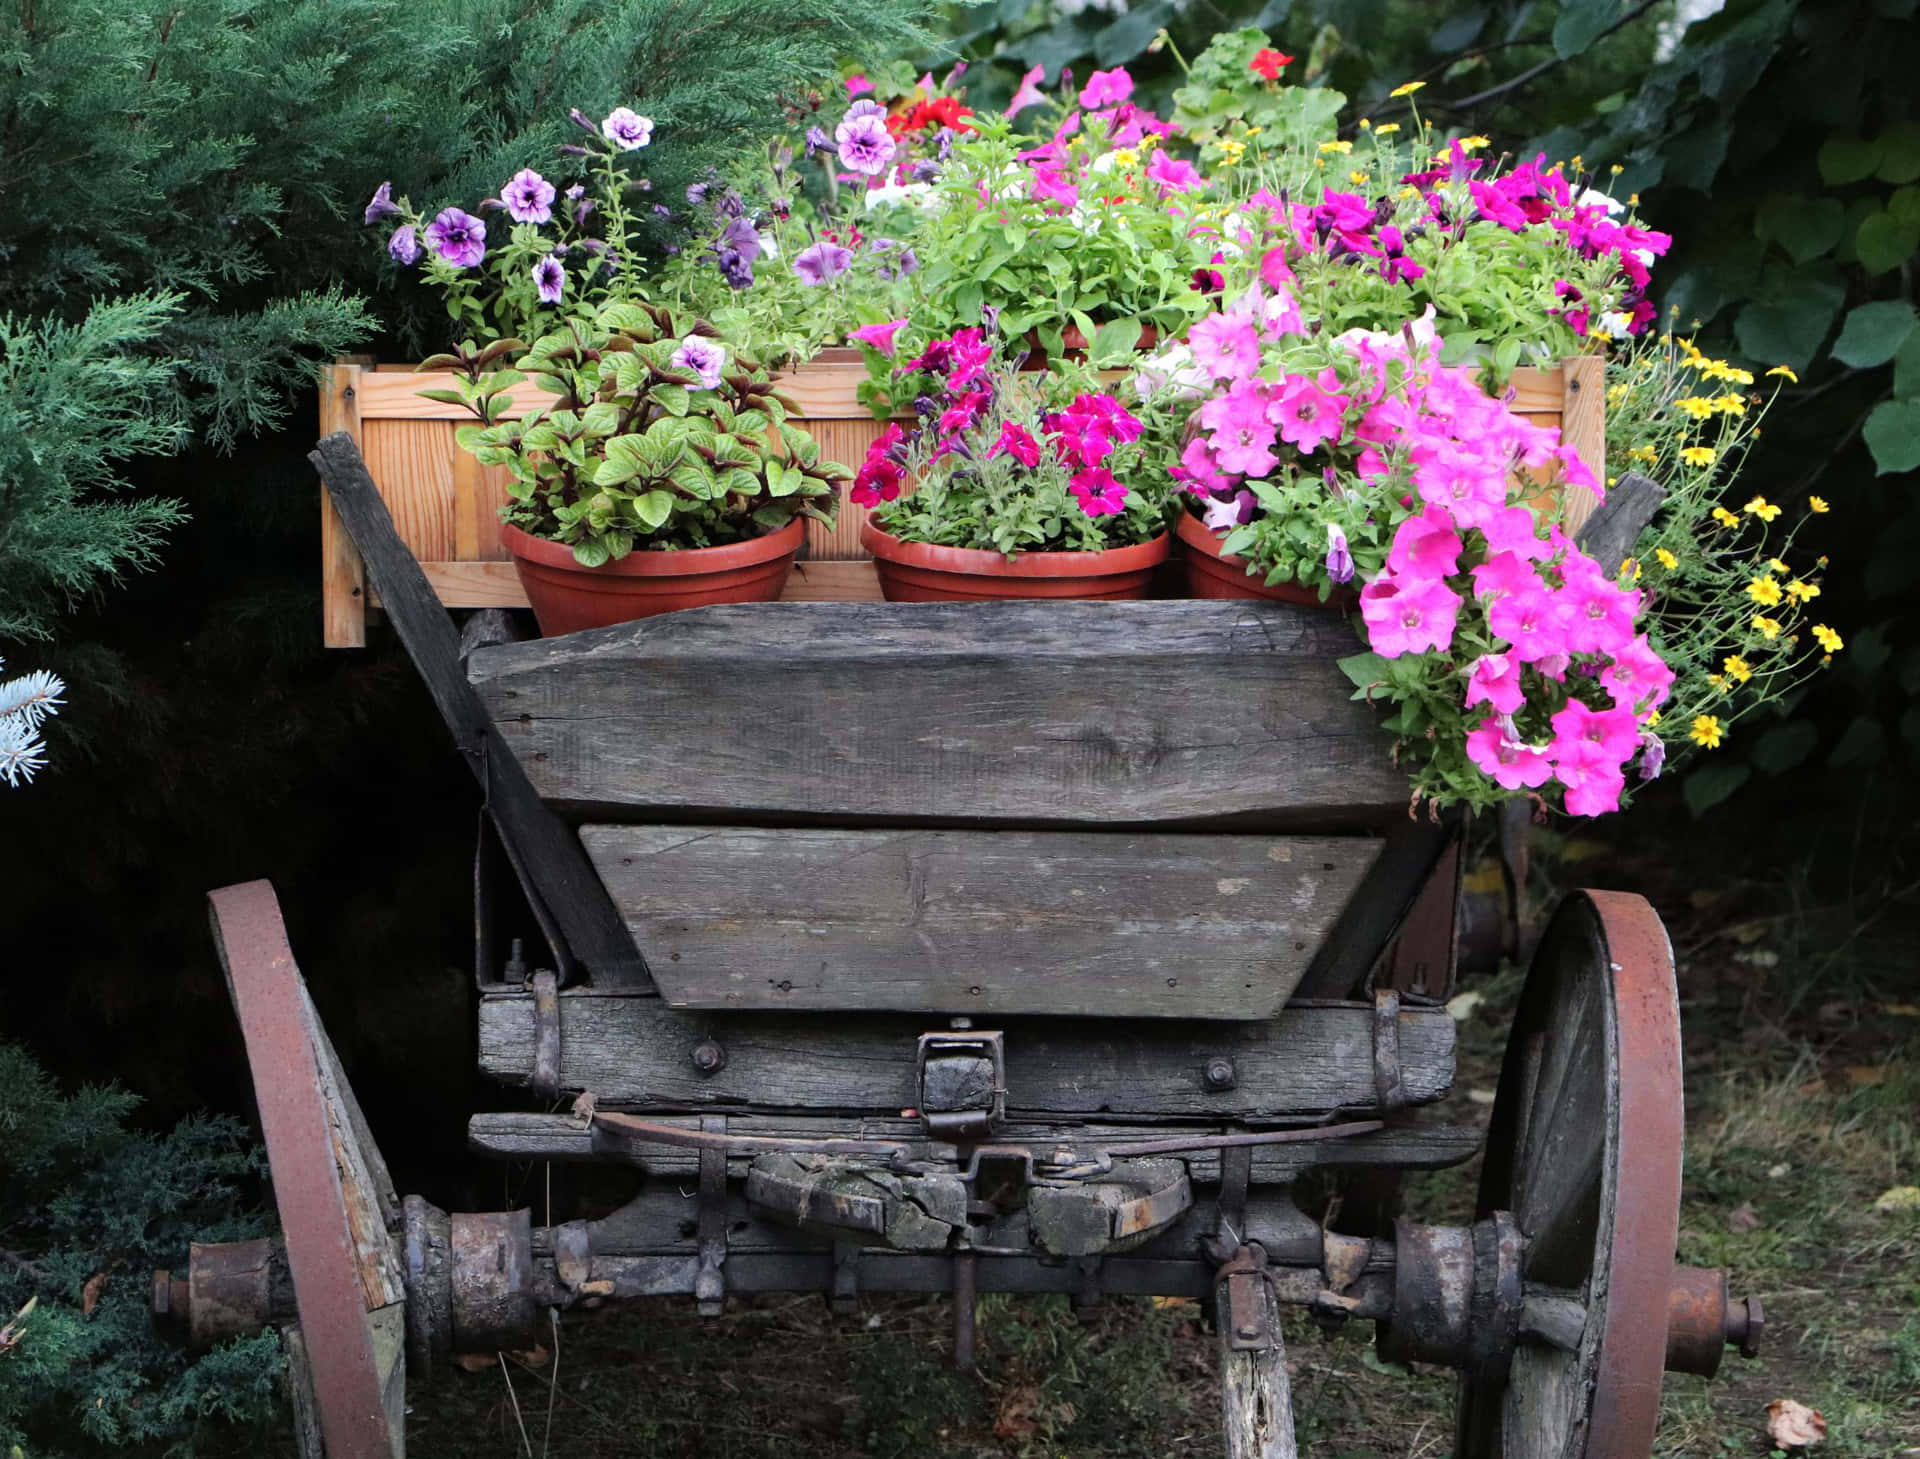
{"left": 1683, "top": 762, "right": 1751, "bottom": 817}
{"left": 1892, "top": 331, "right": 1920, "bottom": 399}
{"left": 1828, "top": 714, "right": 1888, "bottom": 768}
{"left": 1093, "top": 0, "right": 1173, "bottom": 65}
{"left": 633, "top": 490, "right": 674, "bottom": 529}
{"left": 1552, "top": 0, "right": 1621, "bottom": 60}
{"left": 1818, "top": 134, "right": 1883, "bottom": 185}
{"left": 1732, "top": 280, "right": 1845, "bottom": 372}
{"left": 1875, "top": 120, "right": 1920, "bottom": 183}
{"left": 1863, "top": 399, "right": 1920, "bottom": 474}
{"left": 1750, "top": 721, "right": 1819, "bottom": 776}
{"left": 1336, "top": 651, "right": 1390, "bottom": 691}
{"left": 1430, "top": 8, "right": 1487, "bottom": 52}
{"left": 412, "top": 388, "right": 469, "bottom": 408}
{"left": 571, "top": 538, "right": 611, "bottom": 569}
{"left": 1755, "top": 193, "right": 1845, "bottom": 264}
{"left": 652, "top": 384, "right": 691, "bottom": 418}
{"left": 1889, "top": 186, "right": 1920, "bottom": 231}
{"left": 1855, "top": 211, "right": 1920, "bottom": 275}
{"left": 1089, "top": 318, "right": 1143, "bottom": 367}
{"left": 1832, "top": 301, "right": 1919, "bottom": 367}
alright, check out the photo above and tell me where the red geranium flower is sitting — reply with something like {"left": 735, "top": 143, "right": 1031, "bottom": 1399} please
{"left": 902, "top": 95, "right": 976, "bottom": 134}
{"left": 1249, "top": 48, "right": 1293, "bottom": 81}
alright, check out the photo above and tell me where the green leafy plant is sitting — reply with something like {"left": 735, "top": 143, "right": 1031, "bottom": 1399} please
{"left": 445, "top": 300, "right": 846, "bottom": 561}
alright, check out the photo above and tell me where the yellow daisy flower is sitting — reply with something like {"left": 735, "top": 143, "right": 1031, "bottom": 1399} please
{"left": 1707, "top": 674, "right": 1729, "bottom": 691}
{"left": 1785, "top": 579, "right": 1820, "bottom": 602}
{"left": 1767, "top": 365, "right": 1798, "bottom": 383}
{"left": 1808, "top": 495, "right": 1829, "bottom": 513}
{"left": 1676, "top": 396, "right": 1716, "bottom": 419}
{"left": 1711, "top": 506, "right": 1741, "bottom": 528}
{"left": 1682, "top": 446, "right": 1718, "bottom": 468}
{"left": 1714, "top": 394, "right": 1747, "bottom": 415}
{"left": 1628, "top": 445, "right": 1658, "bottom": 464}
{"left": 1723, "top": 655, "right": 1753, "bottom": 683}
{"left": 1752, "top": 616, "right": 1783, "bottom": 640}
{"left": 1655, "top": 548, "right": 1679, "bottom": 570}
{"left": 1349, "top": 169, "right": 1370, "bottom": 185}
{"left": 1690, "top": 715, "right": 1724, "bottom": 749}
{"left": 1765, "top": 557, "right": 1790, "bottom": 573}
{"left": 1319, "top": 139, "right": 1353, "bottom": 154}
{"left": 1620, "top": 557, "right": 1642, "bottom": 582}
{"left": 1813, "top": 624, "right": 1843, "bottom": 652}
{"left": 1112, "top": 147, "right": 1140, "bottom": 167}
{"left": 1372, "top": 122, "right": 1401, "bottom": 136}
{"left": 1390, "top": 81, "right": 1426, "bottom": 98}
{"left": 1744, "top": 495, "right": 1781, "bottom": 521}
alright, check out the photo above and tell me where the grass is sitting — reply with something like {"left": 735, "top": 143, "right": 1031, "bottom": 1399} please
{"left": 400, "top": 856, "right": 1920, "bottom": 1459}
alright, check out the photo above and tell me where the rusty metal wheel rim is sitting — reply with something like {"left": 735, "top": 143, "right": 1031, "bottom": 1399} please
{"left": 1456, "top": 890, "right": 1683, "bottom": 1459}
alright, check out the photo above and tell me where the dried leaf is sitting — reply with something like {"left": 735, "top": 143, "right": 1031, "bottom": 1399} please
{"left": 1873, "top": 1185, "right": 1920, "bottom": 1214}
{"left": 452, "top": 1352, "right": 499, "bottom": 1372}
{"left": 993, "top": 1385, "right": 1043, "bottom": 1439}
{"left": 513, "top": 1343, "right": 550, "bottom": 1368}
{"left": 1845, "top": 1064, "right": 1886, "bottom": 1087}
{"left": 80, "top": 1273, "right": 106, "bottom": 1316}
{"left": 1728, "top": 1202, "right": 1761, "bottom": 1233}
{"left": 0, "top": 1297, "right": 36, "bottom": 1353}
{"left": 1445, "top": 990, "right": 1484, "bottom": 1022}
{"left": 570, "top": 1091, "right": 598, "bottom": 1125}
{"left": 1766, "top": 1397, "right": 1828, "bottom": 1448}
{"left": 1884, "top": 1002, "right": 1920, "bottom": 1017}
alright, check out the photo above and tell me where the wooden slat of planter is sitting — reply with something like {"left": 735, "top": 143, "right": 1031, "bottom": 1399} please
{"left": 467, "top": 600, "right": 1409, "bottom": 826}
{"left": 320, "top": 363, "right": 369, "bottom": 648}
{"left": 474, "top": 989, "right": 1455, "bottom": 1116}
{"left": 580, "top": 826, "right": 1381, "bottom": 1019}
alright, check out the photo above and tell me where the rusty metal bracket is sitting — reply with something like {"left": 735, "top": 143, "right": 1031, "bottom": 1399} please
{"left": 916, "top": 1030, "right": 1006, "bottom": 1138}
{"left": 1372, "top": 989, "right": 1408, "bottom": 1111}
{"left": 529, "top": 970, "right": 561, "bottom": 1100}
{"left": 694, "top": 1115, "right": 728, "bottom": 1316}
{"left": 1215, "top": 1244, "right": 1276, "bottom": 1351}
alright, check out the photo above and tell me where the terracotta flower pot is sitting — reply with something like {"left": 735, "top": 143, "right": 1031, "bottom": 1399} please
{"left": 1023, "top": 323, "right": 1160, "bottom": 369}
{"left": 501, "top": 519, "right": 804, "bottom": 636}
{"left": 861, "top": 521, "right": 1170, "bottom": 602}
{"left": 1175, "top": 510, "right": 1355, "bottom": 608}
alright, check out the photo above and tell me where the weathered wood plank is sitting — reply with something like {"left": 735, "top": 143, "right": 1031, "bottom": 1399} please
{"left": 1294, "top": 811, "right": 1462, "bottom": 999}
{"left": 1218, "top": 1274, "right": 1297, "bottom": 1459}
{"left": 466, "top": 1111, "right": 1485, "bottom": 1183}
{"left": 582, "top": 825, "right": 1380, "bottom": 1019}
{"left": 474, "top": 992, "right": 1454, "bottom": 1117}
{"left": 319, "top": 363, "right": 368, "bottom": 648}
{"left": 1558, "top": 355, "right": 1607, "bottom": 535}
{"left": 468, "top": 601, "right": 1408, "bottom": 828}
{"left": 311, "top": 432, "right": 649, "bottom": 987}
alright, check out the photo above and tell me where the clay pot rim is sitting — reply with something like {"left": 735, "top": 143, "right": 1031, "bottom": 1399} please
{"left": 501, "top": 517, "right": 805, "bottom": 578}
{"left": 861, "top": 521, "right": 1171, "bottom": 577}
{"left": 1174, "top": 508, "right": 1356, "bottom": 608}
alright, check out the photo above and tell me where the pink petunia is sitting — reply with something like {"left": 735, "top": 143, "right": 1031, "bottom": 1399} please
{"left": 1471, "top": 549, "right": 1542, "bottom": 603}
{"left": 1146, "top": 151, "right": 1201, "bottom": 193}
{"left": 1598, "top": 633, "right": 1675, "bottom": 712}
{"left": 1385, "top": 504, "right": 1463, "bottom": 580}
{"left": 989, "top": 422, "right": 1042, "bottom": 467}
{"left": 1479, "top": 505, "right": 1553, "bottom": 560}
{"left": 1549, "top": 698, "right": 1641, "bottom": 768}
{"left": 1559, "top": 563, "right": 1641, "bottom": 655}
{"left": 845, "top": 74, "right": 875, "bottom": 97}
{"left": 1359, "top": 572, "right": 1461, "bottom": 658}
{"left": 849, "top": 319, "right": 907, "bottom": 357}
{"left": 1464, "top": 652, "right": 1526, "bottom": 715}
{"left": 1486, "top": 582, "right": 1571, "bottom": 664}
{"left": 1069, "top": 466, "right": 1128, "bottom": 516}
{"left": 1466, "top": 716, "right": 1555, "bottom": 789}
{"left": 1199, "top": 379, "right": 1280, "bottom": 478}
{"left": 1176, "top": 435, "right": 1235, "bottom": 494}
{"left": 1558, "top": 757, "right": 1626, "bottom": 816}
{"left": 1188, "top": 312, "right": 1263, "bottom": 381}
{"left": 1078, "top": 67, "right": 1134, "bottom": 109}
{"left": 1270, "top": 369, "right": 1349, "bottom": 455}
{"left": 1005, "top": 65, "right": 1048, "bottom": 119}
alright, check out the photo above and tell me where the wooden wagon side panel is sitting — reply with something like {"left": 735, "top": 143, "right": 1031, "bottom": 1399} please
{"left": 320, "top": 357, "right": 1603, "bottom": 644}
{"left": 582, "top": 825, "right": 1383, "bottom": 1019}
{"left": 467, "top": 600, "right": 1411, "bottom": 826}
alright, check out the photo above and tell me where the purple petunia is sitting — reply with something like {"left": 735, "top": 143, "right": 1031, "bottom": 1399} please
{"left": 502, "top": 169, "right": 556, "bottom": 225}
{"left": 804, "top": 125, "right": 832, "bottom": 159}
{"left": 1324, "top": 523, "right": 1355, "bottom": 584}
{"left": 424, "top": 208, "right": 486, "bottom": 268}
{"left": 532, "top": 256, "right": 565, "bottom": 304}
{"left": 672, "top": 335, "right": 727, "bottom": 390}
{"left": 794, "top": 240, "right": 853, "bottom": 286}
{"left": 564, "top": 183, "right": 593, "bottom": 224}
{"left": 387, "top": 224, "right": 421, "bottom": 265}
{"left": 834, "top": 102, "right": 895, "bottom": 177}
{"left": 870, "top": 237, "right": 919, "bottom": 281}
{"left": 601, "top": 107, "right": 654, "bottom": 151}
{"left": 364, "top": 181, "right": 400, "bottom": 225}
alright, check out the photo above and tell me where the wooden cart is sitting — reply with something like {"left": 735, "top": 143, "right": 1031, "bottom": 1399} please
{"left": 160, "top": 431, "right": 1759, "bottom": 1459}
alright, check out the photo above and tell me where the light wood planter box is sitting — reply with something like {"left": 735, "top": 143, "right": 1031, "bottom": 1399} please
{"left": 319, "top": 353, "right": 1602, "bottom": 647}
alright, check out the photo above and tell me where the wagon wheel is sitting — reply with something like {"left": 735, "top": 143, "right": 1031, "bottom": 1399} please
{"left": 1455, "top": 890, "right": 1683, "bottom": 1459}
{"left": 209, "top": 880, "right": 408, "bottom": 1459}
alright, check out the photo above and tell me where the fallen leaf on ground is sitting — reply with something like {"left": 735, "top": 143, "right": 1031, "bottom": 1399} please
{"left": 1766, "top": 1397, "right": 1827, "bottom": 1448}
{"left": 1797, "top": 1078, "right": 1829, "bottom": 1096}
{"left": 80, "top": 1274, "right": 106, "bottom": 1316}
{"left": 993, "top": 1385, "right": 1043, "bottom": 1438}
{"left": 1846, "top": 1065, "right": 1886, "bottom": 1086}
{"left": 1151, "top": 1295, "right": 1198, "bottom": 1310}
{"left": 1873, "top": 1186, "right": 1920, "bottom": 1214}
{"left": 1727, "top": 1202, "right": 1761, "bottom": 1233}
{"left": 514, "top": 1343, "right": 550, "bottom": 1368}
{"left": 451, "top": 1352, "right": 499, "bottom": 1372}
{"left": 1445, "top": 990, "right": 1484, "bottom": 1022}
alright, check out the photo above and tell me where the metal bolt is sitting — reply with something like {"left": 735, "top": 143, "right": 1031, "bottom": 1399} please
{"left": 1235, "top": 1321, "right": 1261, "bottom": 1341}
{"left": 503, "top": 938, "right": 529, "bottom": 985}
{"left": 1204, "top": 1057, "right": 1237, "bottom": 1091}
{"left": 691, "top": 1040, "right": 727, "bottom": 1075}
{"left": 1729, "top": 1295, "right": 1764, "bottom": 1359}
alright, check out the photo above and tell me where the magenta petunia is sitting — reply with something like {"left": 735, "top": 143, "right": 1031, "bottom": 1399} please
{"left": 1271, "top": 369, "right": 1349, "bottom": 455}
{"left": 502, "top": 169, "right": 557, "bottom": 225}
{"left": 1384, "top": 504, "right": 1462, "bottom": 581}
{"left": 1188, "top": 312, "right": 1262, "bottom": 381}
{"left": 1559, "top": 760, "right": 1627, "bottom": 817}
{"left": 1078, "top": 67, "right": 1133, "bottom": 108}
{"left": 1559, "top": 564, "right": 1641, "bottom": 655}
{"left": 1598, "top": 633, "right": 1675, "bottom": 712}
{"left": 1486, "top": 582, "right": 1570, "bottom": 664}
{"left": 1466, "top": 716, "right": 1555, "bottom": 789}
{"left": 1069, "top": 466, "right": 1128, "bottom": 516}
{"left": 850, "top": 319, "right": 907, "bottom": 358}
{"left": 1005, "top": 65, "right": 1048, "bottom": 119}
{"left": 532, "top": 256, "right": 565, "bottom": 304}
{"left": 845, "top": 74, "right": 875, "bottom": 97}
{"left": 990, "top": 422, "right": 1042, "bottom": 468}
{"left": 1199, "top": 379, "right": 1279, "bottom": 478}
{"left": 424, "top": 208, "right": 486, "bottom": 268}
{"left": 1146, "top": 150, "right": 1201, "bottom": 193}
{"left": 1464, "top": 652, "right": 1526, "bottom": 715}
{"left": 1360, "top": 572, "right": 1461, "bottom": 658}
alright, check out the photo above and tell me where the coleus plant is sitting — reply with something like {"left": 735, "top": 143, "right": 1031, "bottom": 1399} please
{"left": 433, "top": 298, "right": 847, "bottom": 562}
{"left": 856, "top": 328, "right": 1167, "bottom": 556}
